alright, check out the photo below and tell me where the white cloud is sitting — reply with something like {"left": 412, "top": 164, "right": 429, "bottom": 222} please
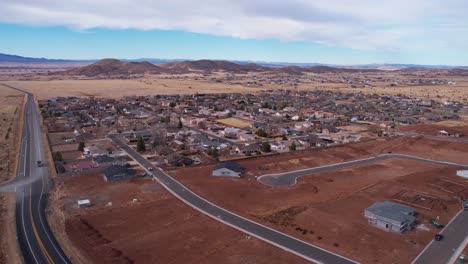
{"left": 1, "top": 0, "right": 468, "bottom": 52}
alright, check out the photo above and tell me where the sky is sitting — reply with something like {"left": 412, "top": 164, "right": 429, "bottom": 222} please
{"left": 0, "top": 0, "right": 467, "bottom": 65}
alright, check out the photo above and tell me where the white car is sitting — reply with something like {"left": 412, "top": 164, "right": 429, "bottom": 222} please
{"left": 147, "top": 167, "right": 153, "bottom": 171}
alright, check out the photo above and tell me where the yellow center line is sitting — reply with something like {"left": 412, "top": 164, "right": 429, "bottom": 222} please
{"left": 29, "top": 187, "right": 54, "bottom": 264}
{"left": 26, "top": 114, "right": 54, "bottom": 264}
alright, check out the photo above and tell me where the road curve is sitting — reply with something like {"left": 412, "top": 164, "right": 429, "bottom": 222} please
{"left": 0, "top": 84, "right": 70, "bottom": 264}
{"left": 109, "top": 134, "right": 359, "bottom": 264}
{"left": 257, "top": 153, "right": 468, "bottom": 187}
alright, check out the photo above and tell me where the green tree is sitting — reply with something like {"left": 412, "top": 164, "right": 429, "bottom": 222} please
{"left": 282, "top": 134, "right": 288, "bottom": 141}
{"left": 255, "top": 128, "right": 268, "bottom": 138}
{"left": 207, "top": 147, "right": 219, "bottom": 157}
{"left": 289, "top": 141, "right": 297, "bottom": 151}
{"left": 178, "top": 117, "right": 183, "bottom": 129}
{"left": 78, "top": 142, "right": 85, "bottom": 151}
{"left": 136, "top": 137, "right": 146, "bottom": 152}
{"left": 53, "top": 152, "right": 63, "bottom": 161}
{"left": 261, "top": 142, "right": 271, "bottom": 153}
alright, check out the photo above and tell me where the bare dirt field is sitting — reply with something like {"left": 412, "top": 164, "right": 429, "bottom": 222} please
{"left": 50, "top": 172, "right": 307, "bottom": 264}
{"left": 398, "top": 123, "right": 468, "bottom": 136}
{"left": 168, "top": 136, "right": 468, "bottom": 263}
{"left": 0, "top": 86, "right": 24, "bottom": 183}
{"left": 3, "top": 69, "right": 468, "bottom": 102}
{"left": 2, "top": 79, "right": 260, "bottom": 99}
{"left": 0, "top": 85, "right": 24, "bottom": 264}
{"left": 216, "top": 117, "right": 252, "bottom": 128}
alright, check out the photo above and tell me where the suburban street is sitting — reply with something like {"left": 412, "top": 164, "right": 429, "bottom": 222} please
{"left": 109, "top": 133, "right": 359, "bottom": 264}
{"left": 0, "top": 84, "right": 70, "bottom": 264}
{"left": 412, "top": 210, "right": 468, "bottom": 264}
{"left": 257, "top": 153, "right": 468, "bottom": 187}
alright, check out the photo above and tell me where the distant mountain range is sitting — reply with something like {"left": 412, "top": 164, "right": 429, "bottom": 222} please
{"left": 2, "top": 53, "right": 467, "bottom": 70}
{"left": 0, "top": 53, "right": 94, "bottom": 63}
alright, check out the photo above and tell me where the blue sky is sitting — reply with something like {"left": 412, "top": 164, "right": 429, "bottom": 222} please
{"left": 1, "top": 1, "right": 467, "bottom": 65}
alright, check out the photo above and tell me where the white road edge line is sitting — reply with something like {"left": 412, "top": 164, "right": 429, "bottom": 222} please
{"left": 113, "top": 135, "right": 359, "bottom": 264}
{"left": 21, "top": 127, "right": 39, "bottom": 264}
{"left": 410, "top": 209, "right": 464, "bottom": 264}
{"left": 447, "top": 235, "right": 468, "bottom": 264}
{"left": 29, "top": 96, "right": 69, "bottom": 264}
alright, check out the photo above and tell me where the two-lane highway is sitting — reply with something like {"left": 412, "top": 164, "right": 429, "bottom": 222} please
{"left": 1, "top": 84, "right": 70, "bottom": 264}
{"left": 109, "top": 134, "right": 358, "bottom": 264}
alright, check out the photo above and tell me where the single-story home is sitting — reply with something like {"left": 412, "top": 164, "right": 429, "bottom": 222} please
{"left": 212, "top": 161, "right": 242, "bottom": 178}
{"left": 103, "top": 165, "right": 136, "bottom": 182}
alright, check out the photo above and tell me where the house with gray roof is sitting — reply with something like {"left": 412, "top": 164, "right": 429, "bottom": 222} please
{"left": 364, "top": 201, "right": 415, "bottom": 233}
{"left": 212, "top": 161, "right": 242, "bottom": 178}
{"left": 103, "top": 165, "right": 136, "bottom": 182}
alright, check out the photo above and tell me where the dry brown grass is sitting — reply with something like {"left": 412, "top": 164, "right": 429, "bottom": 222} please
{"left": 3, "top": 70, "right": 468, "bottom": 102}
{"left": 2, "top": 79, "right": 260, "bottom": 99}
{"left": 216, "top": 117, "right": 252, "bottom": 128}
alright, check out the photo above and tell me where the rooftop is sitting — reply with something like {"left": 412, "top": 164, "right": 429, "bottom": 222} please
{"left": 365, "top": 201, "right": 415, "bottom": 224}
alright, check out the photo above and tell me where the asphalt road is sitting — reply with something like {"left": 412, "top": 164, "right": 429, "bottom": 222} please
{"left": 412, "top": 210, "right": 468, "bottom": 264}
{"left": 258, "top": 153, "right": 468, "bottom": 187}
{"left": 109, "top": 134, "right": 358, "bottom": 264}
{"left": 0, "top": 84, "right": 70, "bottom": 264}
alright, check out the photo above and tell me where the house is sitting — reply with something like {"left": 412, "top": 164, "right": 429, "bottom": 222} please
{"left": 364, "top": 201, "right": 415, "bottom": 233}
{"left": 61, "top": 158, "right": 93, "bottom": 172}
{"left": 212, "top": 161, "right": 242, "bottom": 177}
{"left": 238, "top": 143, "right": 260, "bottom": 155}
{"left": 82, "top": 146, "right": 108, "bottom": 158}
{"left": 251, "top": 122, "right": 268, "bottom": 131}
{"left": 77, "top": 199, "right": 91, "bottom": 208}
{"left": 270, "top": 141, "right": 286, "bottom": 151}
{"left": 187, "top": 133, "right": 209, "bottom": 144}
{"left": 165, "top": 153, "right": 194, "bottom": 167}
{"left": 92, "top": 155, "right": 116, "bottom": 167}
{"left": 103, "top": 165, "right": 136, "bottom": 182}
{"left": 224, "top": 127, "right": 239, "bottom": 139}
{"left": 438, "top": 129, "right": 464, "bottom": 137}
{"left": 456, "top": 170, "right": 468, "bottom": 179}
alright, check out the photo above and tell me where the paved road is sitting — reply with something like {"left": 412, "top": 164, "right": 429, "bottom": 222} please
{"left": 258, "top": 153, "right": 468, "bottom": 187}
{"left": 0, "top": 84, "right": 70, "bottom": 264}
{"left": 109, "top": 134, "right": 358, "bottom": 264}
{"left": 412, "top": 210, "right": 468, "bottom": 264}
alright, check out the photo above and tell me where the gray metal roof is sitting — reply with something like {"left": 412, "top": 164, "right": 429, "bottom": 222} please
{"left": 365, "top": 201, "right": 415, "bottom": 224}
{"left": 213, "top": 161, "right": 242, "bottom": 173}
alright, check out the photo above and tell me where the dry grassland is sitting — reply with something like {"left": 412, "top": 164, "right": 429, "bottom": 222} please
{"left": 2, "top": 79, "right": 259, "bottom": 99}
{"left": 216, "top": 117, "right": 252, "bottom": 128}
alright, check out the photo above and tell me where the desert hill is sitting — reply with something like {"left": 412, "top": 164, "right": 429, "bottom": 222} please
{"left": 160, "top": 59, "right": 268, "bottom": 72}
{"left": 61, "top": 59, "right": 167, "bottom": 76}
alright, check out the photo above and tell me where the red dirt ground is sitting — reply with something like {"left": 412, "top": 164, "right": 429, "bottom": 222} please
{"left": 168, "top": 136, "right": 468, "bottom": 263}
{"left": 52, "top": 172, "right": 307, "bottom": 264}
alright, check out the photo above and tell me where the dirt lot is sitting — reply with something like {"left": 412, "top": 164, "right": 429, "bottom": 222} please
{"left": 3, "top": 69, "right": 468, "bottom": 102}
{"left": 2, "top": 79, "right": 260, "bottom": 99}
{"left": 0, "top": 86, "right": 24, "bottom": 183}
{"left": 216, "top": 118, "right": 252, "bottom": 128}
{"left": 0, "top": 85, "right": 24, "bottom": 264}
{"left": 168, "top": 136, "right": 468, "bottom": 263}
{"left": 50, "top": 172, "right": 306, "bottom": 264}
{"left": 398, "top": 123, "right": 468, "bottom": 136}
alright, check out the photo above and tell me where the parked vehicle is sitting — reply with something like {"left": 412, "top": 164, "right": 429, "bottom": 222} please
{"left": 430, "top": 219, "right": 444, "bottom": 229}
{"left": 434, "top": 234, "right": 444, "bottom": 241}
{"left": 37, "top": 160, "right": 42, "bottom": 167}
{"left": 463, "top": 199, "right": 468, "bottom": 211}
